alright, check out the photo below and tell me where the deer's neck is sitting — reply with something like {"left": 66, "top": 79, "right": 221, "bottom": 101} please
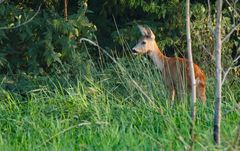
{"left": 148, "top": 45, "right": 166, "bottom": 71}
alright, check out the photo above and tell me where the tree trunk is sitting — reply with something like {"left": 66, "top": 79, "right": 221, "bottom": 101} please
{"left": 64, "top": 0, "right": 68, "bottom": 21}
{"left": 186, "top": 0, "right": 196, "bottom": 149}
{"left": 213, "top": 0, "right": 223, "bottom": 145}
{"left": 233, "top": 122, "right": 240, "bottom": 148}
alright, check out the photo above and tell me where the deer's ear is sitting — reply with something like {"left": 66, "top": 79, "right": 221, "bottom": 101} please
{"left": 146, "top": 27, "right": 155, "bottom": 39}
{"left": 137, "top": 25, "right": 148, "bottom": 37}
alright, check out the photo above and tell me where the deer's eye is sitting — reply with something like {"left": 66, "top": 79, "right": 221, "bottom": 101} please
{"left": 141, "top": 41, "right": 146, "bottom": 45}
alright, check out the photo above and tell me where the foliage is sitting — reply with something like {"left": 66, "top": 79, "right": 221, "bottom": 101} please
{"left": 0, "top": 0, "right": 96, "bottom": 74}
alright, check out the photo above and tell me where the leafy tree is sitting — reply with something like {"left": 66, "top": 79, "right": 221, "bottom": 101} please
{"left": 0, "top": 0, "right": 96, "bottom": 74}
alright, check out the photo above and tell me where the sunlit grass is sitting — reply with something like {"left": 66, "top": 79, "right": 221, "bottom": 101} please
{"left": 0, "top": 48, "right": 239, "bottom": 150}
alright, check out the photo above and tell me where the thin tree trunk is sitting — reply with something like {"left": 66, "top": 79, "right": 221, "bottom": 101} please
{"left": 186, "top": 0, "right": 196, "bottom": 149}
{"left": 233, "top": 122, "right": 240, "bottom": 148}
{"left": 64, "top": 0, "right": 68, "bottom": 21}
{"left": 213, "top": 0, "right": 223, "bottom": 145}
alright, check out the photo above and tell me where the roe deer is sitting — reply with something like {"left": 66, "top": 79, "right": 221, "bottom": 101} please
{"left": 132, "top": 25, "right": 206, "bottom": 102}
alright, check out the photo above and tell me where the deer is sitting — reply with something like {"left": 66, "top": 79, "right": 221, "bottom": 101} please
{"left": 132, "top": 25, "right": 206, "bottom": 102}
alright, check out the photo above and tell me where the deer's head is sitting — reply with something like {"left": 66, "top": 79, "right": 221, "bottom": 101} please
{"left": 132, "top": 25, "right": 157, "bottom": 55}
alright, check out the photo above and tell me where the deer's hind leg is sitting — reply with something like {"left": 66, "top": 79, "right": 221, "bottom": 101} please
{"left": 169, "top": 88, "right": 176, "bottom": 102}
{"left": 164, "top": 78, "right": 175, "bottom": 101}
{"left": 196, "top": 83, "right": 206, "bottom": 103}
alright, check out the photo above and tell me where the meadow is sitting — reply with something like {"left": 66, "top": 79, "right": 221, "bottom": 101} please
{"left": 0, "top": 1, "right": 239, "bottom": 150}
{"left": 0, "top": 49, "right": 239, "bottom": 150}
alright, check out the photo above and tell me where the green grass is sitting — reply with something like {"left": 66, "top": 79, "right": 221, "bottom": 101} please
{"left": 0, "top": 55, "right": 239, "bottom": 151}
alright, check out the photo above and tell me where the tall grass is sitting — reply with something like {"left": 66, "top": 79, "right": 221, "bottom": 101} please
{"left": 0, "top": 44, "right": 239, "bottom": 150}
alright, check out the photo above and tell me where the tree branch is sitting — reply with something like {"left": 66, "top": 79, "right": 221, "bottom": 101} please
{"left": 196, "top": 34, "right": 215, "bottom": 60}
{"left": 226, "top": 0, "right": 240, "bottom": 18}
{"left": 0, "top": 4, "right": 42, "bottom": 30}
{"left": 222, "top": 23, "right": 240, "bottom": 43}
{"left": 222, "top": 55, "right": 240, "bottom": 85}
{"left": 207, "top": 0, "right": 215, "bottom": 35}
{"left": 222, "top": 0, "right": 240, "bottom": 43}
{"left": 202, "top": 44, "right": 215, "bottom": 60}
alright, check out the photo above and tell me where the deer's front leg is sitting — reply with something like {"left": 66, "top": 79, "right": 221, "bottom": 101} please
{"left": 166, "top": 86, "right": 176, "bottom": 106}
{"left": 170, "top": 88, "right": 176, "bottom": 102}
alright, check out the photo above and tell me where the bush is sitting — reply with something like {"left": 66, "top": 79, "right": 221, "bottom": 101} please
{"left": 0, "top": 0, "right": 96, "bottom": 74}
